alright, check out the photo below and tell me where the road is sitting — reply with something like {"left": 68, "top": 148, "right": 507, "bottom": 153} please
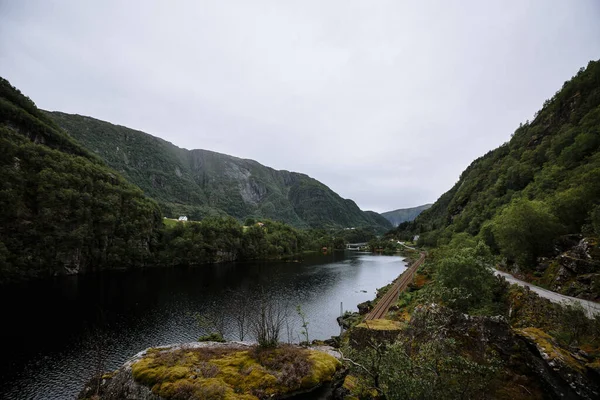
{"left": 397, "top": 241, "right": 416, "bottom": 250}
{"left": 493, "top": 269, "right": 600, "bottom": 318}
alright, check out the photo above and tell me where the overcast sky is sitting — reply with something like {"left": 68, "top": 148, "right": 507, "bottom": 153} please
{"left": 1, "top": 1, "right": 599, "bottom": 212}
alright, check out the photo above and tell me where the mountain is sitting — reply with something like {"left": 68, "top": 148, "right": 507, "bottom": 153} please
{"left": 48, "top": 112, "right": 391, "bottom": 231}
{"left": 381, "top": 204, "right": 432, "bottom": 226}
{"left": 392, "top": 60, "right": 600, "bottom": 298}
{"left": 0, "top": 78, "right": 163, "bottom": 282}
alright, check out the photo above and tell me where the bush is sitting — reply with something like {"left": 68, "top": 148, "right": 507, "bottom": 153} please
{"left": 492, "top": 199, "right": 563, "bottom": 267}
{"left": 198, "top": 333, "right": 225, "bottom": 343}
{"left": 433, "top": 244, "right": 496, "bottom": 313}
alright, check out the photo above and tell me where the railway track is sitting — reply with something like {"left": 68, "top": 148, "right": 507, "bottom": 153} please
{"left": 365, "top": 252, "right": 426, "bottom": 320}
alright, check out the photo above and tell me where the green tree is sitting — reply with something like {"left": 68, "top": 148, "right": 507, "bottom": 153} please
{"left": 492, "top": 199, "right": 563, "bottom": 267}
{"left": 434, "top": 244, "right": 496, "bottom": 313}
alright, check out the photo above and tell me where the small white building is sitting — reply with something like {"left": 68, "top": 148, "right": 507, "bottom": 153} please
{"left": 178, "top": 216, "right": 188, "bottom": 221}
{"left": 413, "top": 235, "right": 420, "bottom": 242}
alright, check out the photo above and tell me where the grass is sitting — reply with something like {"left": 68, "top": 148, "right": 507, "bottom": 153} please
{"left": 357, "top": 319, "right": 403, "bottom": 331}
{"left": 163, "top": 218, "right": 182, "bottom": 228}
{"left": 130, "top": 344, "right": 340, "bottom": 400}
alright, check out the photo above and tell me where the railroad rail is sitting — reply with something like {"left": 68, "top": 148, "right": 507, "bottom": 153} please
{"left": 365, "top": 252, "right": 426, "bottom": 320}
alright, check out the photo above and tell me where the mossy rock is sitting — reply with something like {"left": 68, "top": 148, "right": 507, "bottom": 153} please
{"left": 341, "top": 375, "right": 378, "bottom": 399}
{"left": 516, "top": 327, "right": 585, "bottom": 373}
{"left": 349, "top": 319, "right": 403, "bottom": 348}
{"left": 127, "top": 343, "right": 340, "bottom": 400}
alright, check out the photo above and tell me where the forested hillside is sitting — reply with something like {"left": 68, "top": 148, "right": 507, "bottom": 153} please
{"left": 391, "top": 60, "right": 600, "bottom": 298}
{"left": 49, "top": 112, "right": 391, "bottom": 231}
{"left": 0, "top": 78, "right": 163, "bottom": 282}
{"left": 381, "top": 203, "right": 432, "bottom": 226}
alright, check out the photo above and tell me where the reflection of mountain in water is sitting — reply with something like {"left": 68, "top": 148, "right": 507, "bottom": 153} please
{"left": 0, "top": 252, "right": 405, "bottom": 400}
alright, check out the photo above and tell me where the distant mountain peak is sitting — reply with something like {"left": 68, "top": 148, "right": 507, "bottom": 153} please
{"left": 381, "top": 204, "right": 433, "bottom": 226}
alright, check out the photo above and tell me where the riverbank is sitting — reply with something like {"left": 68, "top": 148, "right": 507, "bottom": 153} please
{"left": 336, "top": 245, "right": 600, "bottom": 399}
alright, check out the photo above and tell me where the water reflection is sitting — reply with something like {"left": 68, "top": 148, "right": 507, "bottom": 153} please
{"left": 0, "top": 252, "right": 405, "bottom": 399}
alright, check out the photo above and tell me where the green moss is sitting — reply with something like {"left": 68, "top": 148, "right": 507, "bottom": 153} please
{"left": 303, "top": 350, "right": 340, "bottom": 387}
{"left": 101, "top": 371, "right": 116, "bottom": 380}
{"left": 130, "top": 345, "right": 339, "bottom": 400}
{"left": 517, "top": 327, "right": 584, "bottom": 372}
{"left": 357, "top": 319, "right": 403, "bottom": 331}
{"left": 341, "top": 374, "right": 378, "bottom": 399}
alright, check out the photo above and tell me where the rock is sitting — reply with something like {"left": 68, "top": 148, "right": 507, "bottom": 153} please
{"left": 516, "top": 328, "right": 600, "bottom": 400}
{"left": 337, "top": 311, "right": 361, "bottom": 329}
{"left": 349, "top": 319, "right": 403, "bottom": 348}
{"left": 78, "top": 341, "right": 342, "bottom": 400}
{"left": 388, "top": 305, "right": 600, "bottom": 400}
{"left": 545, "top": 237, "right": 600, "bottom": 301}
{"left": 535, "top": 258, "right": 550, "bottom": 273}
{"left": 356, "top": 301, "right": 373, "bottom": 315}
{"left": 78, "top": 369, "right": 161, "bottom": 400}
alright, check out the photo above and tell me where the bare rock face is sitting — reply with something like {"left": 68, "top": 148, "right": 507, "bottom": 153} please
{"left": 78, "top": 343, "right": 173, "bottom": 400}
{"left": 516, "top": 328, "right": 600, "bottom": 400}
{"left": 550, "top": 237, "right": 600, "bottom": 301}
{"left": 79, "top": 369, "right": 162, "bottom": 400}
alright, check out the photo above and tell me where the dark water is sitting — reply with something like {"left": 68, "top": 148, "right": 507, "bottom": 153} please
{"left": 0, "top": 252, "right": 405, "bottom": 399}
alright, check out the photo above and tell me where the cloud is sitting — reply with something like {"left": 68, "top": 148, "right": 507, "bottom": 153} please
{"left": 1, "top": 0, "right": 599, "bottom": 212}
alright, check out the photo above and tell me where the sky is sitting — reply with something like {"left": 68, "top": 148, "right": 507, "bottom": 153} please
{"left": 1, "top": 1, "right": 599, "bottom": 213}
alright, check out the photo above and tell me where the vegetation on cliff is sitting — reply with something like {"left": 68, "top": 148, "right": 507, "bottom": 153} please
{"left": 48, "top": 111, "right": 391, "bottom": 231}
{"left": 355, "top": 60, "right": 600, "bottom": 395}
{"left": 0, "top": 77, "right": 163, "bottom": 282}
{"left": 1, "top": 77, "right": 373, "bottom": 283}
{"left": 342, "top": 240, "right": 600, "bottom": 399}
{"left": 390, "top": 60, "right": 600, "bottom": 296}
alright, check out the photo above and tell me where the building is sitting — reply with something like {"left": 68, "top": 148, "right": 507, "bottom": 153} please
{"left": 178, "top": 216, "right": 188, "bottom": 221}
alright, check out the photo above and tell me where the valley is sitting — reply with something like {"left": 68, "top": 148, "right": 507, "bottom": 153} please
{"left": 1, "top": 35, "right": 599, "bottom": 400}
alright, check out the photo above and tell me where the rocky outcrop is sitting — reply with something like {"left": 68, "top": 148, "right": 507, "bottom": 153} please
{"left": 548, "top": 237, "right": 600, "bottom": 301}
{"left": 78, "top": 342, "right": 342, "bottom": 400}
{"left": 348, "top": 319, "right": 403, "bottom": 348}
{"left": 516, "top": 328, "right": 600, "bottom": 400}
{"left": 356, "top": 301, "right": 373, "bottom": 315}
{"left": 410, "top": 306, "right": 600, "bottom": 400}
{"left": 345, "top": 305, "right": 600, "bottom": 400}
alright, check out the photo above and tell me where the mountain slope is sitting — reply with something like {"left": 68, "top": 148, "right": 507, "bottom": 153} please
{"left": 408, "top": 60, "right": 600, "bottom": 240}
{"left": 391, "top": 60, "right": 600, "bottom": 297}
{"left": 381, "top": 204, "right": 432, "bottom": 226}
{"left": 0, "top": 78, "right": 163, "bottom": 282}
{"left": 48, "top": 112, "right": 391, "bottom": 231}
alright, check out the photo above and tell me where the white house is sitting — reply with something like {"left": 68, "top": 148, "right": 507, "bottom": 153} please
{"left": 178, "top": 216, "right": 188, "bottom": 221}
{"left": 413, "top": 235, "right": 420, "bottom": 242}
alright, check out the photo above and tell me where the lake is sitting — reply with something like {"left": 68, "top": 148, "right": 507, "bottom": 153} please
{"left": 0, "top": 251, "right": 406, "bottom": 399}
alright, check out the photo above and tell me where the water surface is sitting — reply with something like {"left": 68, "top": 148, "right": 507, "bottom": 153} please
{"left": 0, "top": 252, "right": 405, "bottom": 399}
